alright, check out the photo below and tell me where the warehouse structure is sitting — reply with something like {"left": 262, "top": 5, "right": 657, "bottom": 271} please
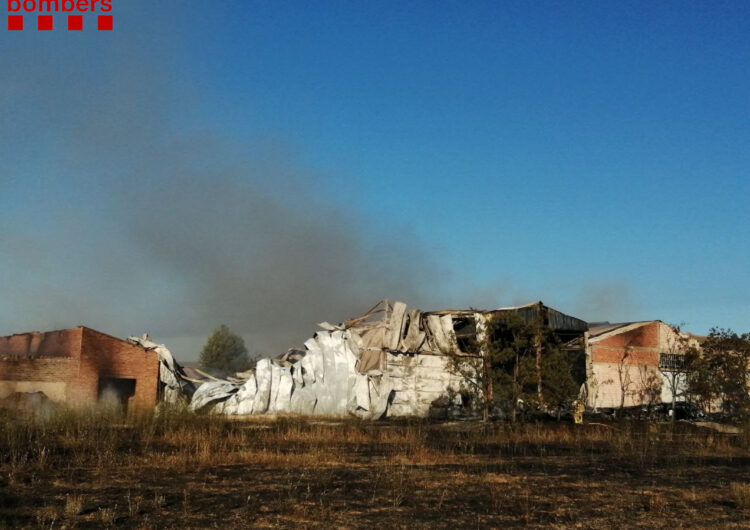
{"left": 180, "top": 300, "right": 590, "bottom": 418}
{"left": 0, "top": 327, "right": 160, "bottom": 411}
{"left": 585, "top": 321, "right": 692, "bottom": 410}
{"left": 0, "top": 306, "right": 699, "bottom": 418}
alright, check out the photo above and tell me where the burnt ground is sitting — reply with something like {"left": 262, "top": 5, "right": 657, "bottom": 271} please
{"left": 0, "top": 415, "right": 748, "bottom": 528}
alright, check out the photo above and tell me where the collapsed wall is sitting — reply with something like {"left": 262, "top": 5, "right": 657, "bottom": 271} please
{"left": 130, "top": 300, "right": 481, "bottom": 418}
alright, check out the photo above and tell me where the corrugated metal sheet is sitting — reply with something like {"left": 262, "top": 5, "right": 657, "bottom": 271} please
{"left": 144, "top": 299, "right": 588, "bottom": 419}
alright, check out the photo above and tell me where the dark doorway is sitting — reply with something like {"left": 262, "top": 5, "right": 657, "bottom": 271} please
{"left": 98, "top": 378, "right": 136, "bottom": 412}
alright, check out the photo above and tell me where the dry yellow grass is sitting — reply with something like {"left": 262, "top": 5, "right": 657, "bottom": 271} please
{"left": 0, "top": 408, "right": 748, "bottom": 528}
{"left": 730, "top": 482, "right": 750, "bottom": 510}
{"left": 63, "top": 493, "right": 84, "bottom": 516}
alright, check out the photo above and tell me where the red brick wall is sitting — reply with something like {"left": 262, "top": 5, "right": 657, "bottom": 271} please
{"left": 590, "top": 347, "right": 659, "bottom": 365}
{"left": 0, "top": 327, "right": 159, "bottom": 410}
{"left": 596, "top": 323, "right": 659, "bottom": 349}
{"left": 0, "top": 357, "right": 78, "bottom": 381}
{"left": 0, "top": 328, "right": 81, "bottom": 359}
{"left": 80, "top": 328, "right": 159, "bottom": 409}
{"left": 591, "top": 323, "right": 660, "bottom": 366}
{"left": 0, "top": 328, "right": 82, "bottom": 402}
{"left": 0, "top": 357, "right": 79, "bottom": 401}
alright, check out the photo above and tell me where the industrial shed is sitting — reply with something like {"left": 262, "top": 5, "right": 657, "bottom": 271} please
{"left": 585, "top": 321, "right": 691, "bottom": 410}
{"left": 178, "top": 300, "right": 590, "bottom": 418}
{"left": 0, "top": 327, "right": 160, "bottom": 411}
{"left": 493, "top": 302, "right": 590, "bottom": 386}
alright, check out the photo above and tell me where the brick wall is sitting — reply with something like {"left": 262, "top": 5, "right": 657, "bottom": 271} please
{"left": 595, "top": 322, "right": 659, "bottom": 349}
{"left": 0, "top": 354, "right": 79, "bottom": 383}
{"left": 591, "top": 347, "right": 659, "bottom": 365}
{"left": 80, "top": 328, "right": 159, "bottom": 409}
{"left": 0, "top": 357, "right": 78, "bottom": 403}
{"left": 0, "top": 328, "right": 82, "bottom": 403}
{"left": 588, "top": 322, "right": 668, "bottom": 409}
{"left": 590, "top": 322, "right": 661, "bottom": 365}
{"left": 0, "top": 328, "right": 81, "bottom": 359}
{"left": 0, "top": 327, "right": 159, "bottom": 410}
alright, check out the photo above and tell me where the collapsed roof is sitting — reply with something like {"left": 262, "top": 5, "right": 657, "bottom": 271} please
{"left": 131, "top": 300, "right": 588, "bottom": 418}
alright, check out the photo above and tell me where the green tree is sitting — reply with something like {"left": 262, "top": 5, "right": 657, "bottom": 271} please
{"left": 687, "top": 328, "right": 750, "bottom": 420}
{"left": 541, "top": 347, "right": 579, "bottom": 417}
{"left": 450, "top": 313, "right": 578, "bottom": 421}
{"left": 199, "top": 325, "right": 250, "bottom": 376}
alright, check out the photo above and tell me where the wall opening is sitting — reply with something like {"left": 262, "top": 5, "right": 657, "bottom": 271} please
{"left": 98, "top": 378, "right": 136, "bottom": 412}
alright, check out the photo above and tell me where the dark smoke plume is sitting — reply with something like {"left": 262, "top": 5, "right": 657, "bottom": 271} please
{"left": 0, "top": 11, "right": 438, "bottom": 359}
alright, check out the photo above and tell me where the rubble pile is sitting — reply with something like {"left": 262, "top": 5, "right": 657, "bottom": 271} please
{"left": 129, "top": 300, "right": 481, "bottom": 418}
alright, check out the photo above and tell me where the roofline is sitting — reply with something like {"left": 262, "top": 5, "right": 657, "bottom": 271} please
{"left": 588, "top": 320, "right": 665, "bottom": 342}
{"left": 0, "top": 326, "right": 150, "bottom": 352}
{"left": 494, "top": 301, "right": 544, "bottom": 311}
{"left": 79, "top": 326, "right": 147, "bottom": 348}
{"left": 0, "top": 326, "right": 85, "bottom": 339}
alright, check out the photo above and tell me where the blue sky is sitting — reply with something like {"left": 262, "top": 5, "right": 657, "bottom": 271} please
{"left": 1, "top": 1, "right": 748, "bottom": 358}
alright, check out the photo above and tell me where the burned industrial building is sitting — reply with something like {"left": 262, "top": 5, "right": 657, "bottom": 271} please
{"left": 585, "top": 321, "right": 694, "bottom": 411}
{"left": 0, "top": 327, "right": 160, "bottom": 411}
{"left": 0, "top": 302, "right": 699, "bottom": 419}
{"left": 157, "top": 300, "right": 590, "bottom": 419}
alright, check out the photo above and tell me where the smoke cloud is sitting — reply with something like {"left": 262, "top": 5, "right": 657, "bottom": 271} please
{"left": 572, "top": 282, "right": 639, "bottom": 324}
{"left": 0, "top": 16, "right": 439, "bottom": 360}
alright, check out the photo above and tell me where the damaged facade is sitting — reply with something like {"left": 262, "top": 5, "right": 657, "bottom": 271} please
{"left": 585, "top": 321, "right": 693, "bottom": 410}
{"left": 0, "top": 327, "right": 160, "bottom": 410}
{"left": 0, "top": 303, "right": 699, "bottom": 419}
{"left": 142, "top": 300, "right": 589, "bottom": 419}
{"left": 137, "top": 300, "right": 480, "bottom": 418}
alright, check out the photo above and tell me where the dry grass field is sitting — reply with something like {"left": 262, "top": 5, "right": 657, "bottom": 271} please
{"left": 0, "top": 408, "right": 748, "bottom": 529}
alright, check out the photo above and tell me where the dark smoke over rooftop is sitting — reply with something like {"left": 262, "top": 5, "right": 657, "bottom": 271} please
{"left": 0, "top": 13, "right": 439, "bottom": 359}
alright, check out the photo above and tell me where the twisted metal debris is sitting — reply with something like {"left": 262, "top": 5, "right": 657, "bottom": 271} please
{"left": 130, "top": 300, "right": 484, "bottom": 418}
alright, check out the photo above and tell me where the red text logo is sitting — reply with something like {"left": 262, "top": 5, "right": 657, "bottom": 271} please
{"left": 7, "top": 0, "right": 113, "bottom": 31}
